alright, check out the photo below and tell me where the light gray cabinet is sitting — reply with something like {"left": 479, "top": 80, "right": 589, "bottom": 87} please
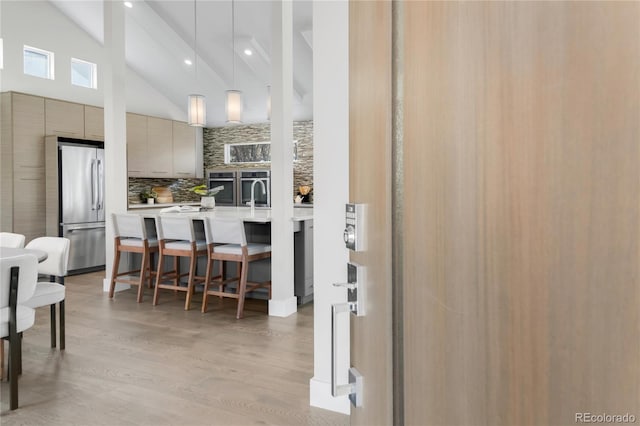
{"left": 294, "top": 219, "right": 314, "bottom": 304}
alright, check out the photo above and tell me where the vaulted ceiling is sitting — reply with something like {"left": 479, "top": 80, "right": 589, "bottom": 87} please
{"left": 49, "top": 0, "right": 313, "bottom": 126}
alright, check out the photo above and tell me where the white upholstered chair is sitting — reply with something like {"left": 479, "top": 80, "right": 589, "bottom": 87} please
{"left": 109, "top": 213, "right": 159, "bottom": 303}
{"left": 0, "top": 232, "right": 26, "bottom": 249}
{"left": 23, "top": 237, "right": 70, "bottom": 350}
{"left": 0, "top": 252, "right": 38, "bottom": 410}
{"left": 153, "top": 216, "right": 207, "bottom": 310}
{"left": 201, "top": 217, "right": 271, "bottom": 319}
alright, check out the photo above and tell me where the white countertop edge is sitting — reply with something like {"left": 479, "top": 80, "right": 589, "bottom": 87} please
{"left": 128, "top": 202, "right": 201, "bottom": 209}
{"left": 127, "top": 205, "right": 312, "bottom": 223}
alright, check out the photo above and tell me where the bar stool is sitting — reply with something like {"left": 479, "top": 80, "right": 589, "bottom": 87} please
{"left": 109, "top": 213, "right": 159, "bottom": 303}
{"left": 201, "top": 217, "right": 272, "bottom": 319}
{"left": 153, "top": 216, "right": 207, "bottom": 310}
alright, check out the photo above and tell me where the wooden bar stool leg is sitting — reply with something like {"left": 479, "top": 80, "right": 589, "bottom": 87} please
{"left": 136, "top": 250, "right": 147, "bottom": 303}
{"left": 184, "top": 253, "right": 197, "bottom": 311}
{"left": 174, "top": 256, "right": 180, "bottom": 293}
{"left": 153, "top": 252, "right": 165, "bottom": 306}
{"left": 147, "top": 252, "right": 155, "bottom": 288}
{"left": 236, "top": 259, "right": 249, "bottom": 319}
{"left": 201, "top": 256, "right": 213, "bottom": 313}
{"left": 109, "top": 244, "right": 121, "bottom": 298}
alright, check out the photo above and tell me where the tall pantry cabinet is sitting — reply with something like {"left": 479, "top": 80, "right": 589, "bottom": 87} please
{"left": 0, "top": 92, "right": 46, "bottom": 241}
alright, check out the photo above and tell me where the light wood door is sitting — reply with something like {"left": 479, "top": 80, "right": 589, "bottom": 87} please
{"left": 348, "top": 1, "right": 393, "bottom": 425}
{"left": 126, "top": 113, "right": 148, "bottom": 177}
{"left": 172, "top": 120, "right": 196, "bottom": 178}
{"left": 146, "top": 117, "right": 173, "bottom": 177}
{"left": 349, "top": 2, "right": 640, "bottom": 425}
{"left": 45, "top": 98, "right": 85, "bottom": 138}
{"left": 84, "top": 105, "right": 104, "bottom": 141}
{"left": 400, "top": 2, "right": 640, "bottom": 425}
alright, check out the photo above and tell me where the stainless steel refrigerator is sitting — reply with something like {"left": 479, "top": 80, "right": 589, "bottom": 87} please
{"left": 50, "top": 138, "right": 106, "bottom": 273}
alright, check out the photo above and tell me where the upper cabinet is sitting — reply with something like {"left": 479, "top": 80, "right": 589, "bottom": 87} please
{"left": 126, "top": 114, "right": 199, "bottom": 178}
{"left": 126, "top": 113, "right": 148, "bottom": 177}
{"left": 45, "top": 99, "right": 85, "bottom": 138}
{"left": 172, "top": 121, "right": 197, "bottom": 178}
{"left": 84, "top": 105, "right": 104, "bottom": 141}
{"left": 146, "top": 117, "right": 173, "bottom": 177}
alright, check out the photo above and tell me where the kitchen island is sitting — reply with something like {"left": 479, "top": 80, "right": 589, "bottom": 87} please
{"left": 124, "top": 205, "right": 314, "bottom": 304}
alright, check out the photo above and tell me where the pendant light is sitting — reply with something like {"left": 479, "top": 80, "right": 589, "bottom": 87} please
{"left": 188, "top": 0, "right": 206, "bottom": 127}
{"left": 266, "top": 85, "right": 271, "bottom": 121}
{"left": 226, "top": 0, "right": 243, "bottom": 123}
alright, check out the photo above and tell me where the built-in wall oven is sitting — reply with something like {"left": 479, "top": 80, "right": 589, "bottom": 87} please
{"left": 206, "top": 170, "right": 238, "bottom": 206}
{"left": 238, "top": 170, "right": 271, "bottom": 207}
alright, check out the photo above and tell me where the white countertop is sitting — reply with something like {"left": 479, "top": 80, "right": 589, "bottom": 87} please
{"left": 128, "top": 205, "right": 313, "bottom": 223}
{"left": 128, "top": 202, "right": 200, "bottom": 209}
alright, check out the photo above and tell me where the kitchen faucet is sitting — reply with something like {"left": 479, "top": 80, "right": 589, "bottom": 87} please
{"left": 249, "top": 178, "right": 266, "bottom": 213}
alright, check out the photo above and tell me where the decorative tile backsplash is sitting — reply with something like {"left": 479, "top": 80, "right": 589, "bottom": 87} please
{"left": 129, "top": 120, "right": 313, "bottom": 204}
{"left": 128, "top": 178, "right": 203, "bottom": 204}
{"left": 204, "top": 120, "right": 314, "bottom": 200}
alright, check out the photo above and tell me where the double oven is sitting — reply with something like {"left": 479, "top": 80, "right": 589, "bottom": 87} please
{"left": 206, "top": 169, "right": 271, "bottom": 207}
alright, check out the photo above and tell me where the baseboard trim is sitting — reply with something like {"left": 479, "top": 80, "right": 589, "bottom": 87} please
{"left": 268, "top": 296, "right": 298, "bottom": 317}
{"left": 102, "top": 277, "right": 131, "bottom": 293}
{"left": 309, "top": 377, "right": 351, "bottom": 415}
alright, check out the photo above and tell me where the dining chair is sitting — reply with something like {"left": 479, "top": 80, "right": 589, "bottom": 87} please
{"left": 0, "top": 253, "right": 38, "bottom": 410}
{"left": 153, "top": 216, "right": 207, "bottom": 310}
{"left": 201, "top": 217, "right": 272, "bottom": 319}
{"left": 109, "top": 213, "right": 159, "bottom": 303}
{"left": 23, "top": 237, "right": 71, "bottom": 350}
{"left": 0, "top": 232, "right": 26, "bottom": 249}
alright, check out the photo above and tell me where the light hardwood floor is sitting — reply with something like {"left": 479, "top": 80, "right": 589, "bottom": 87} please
{"left": 0, "top": 272, "right": 348, "bottom": 426}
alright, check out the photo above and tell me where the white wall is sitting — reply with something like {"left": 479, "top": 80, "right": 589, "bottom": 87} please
{"left": 310, "top": 0, "right": 351, "bottom": 415}
{"left": 0, "top": 0, "right": 183, "bottom": 121}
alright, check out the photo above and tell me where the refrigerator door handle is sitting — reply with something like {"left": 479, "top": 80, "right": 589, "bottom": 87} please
{"left": 97, "top": 158, "right": 104, "bottom": 210}
{"left": 90, "top": 159, "right": 97, "bottom": 210}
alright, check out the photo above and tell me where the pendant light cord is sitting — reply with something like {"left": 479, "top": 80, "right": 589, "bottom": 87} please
{"left": 194, "top": 0, "right": 197, "bottom": 82}
{"left": 232, "top": 0, "right": 235, "bottom": 88}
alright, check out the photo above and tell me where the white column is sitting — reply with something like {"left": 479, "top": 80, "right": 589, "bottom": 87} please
{"left": 102, "top": 0, "right": 128, "bottom": 292}
{"left": 309, "top": 0, "right": 351, "bottom": 415}
{"left": 268, "top": 0, "right": 297, "bottom": 316}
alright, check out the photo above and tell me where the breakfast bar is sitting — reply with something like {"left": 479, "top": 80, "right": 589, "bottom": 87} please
{"left": 124, "top": 206, "right": 314, "bottom": 304}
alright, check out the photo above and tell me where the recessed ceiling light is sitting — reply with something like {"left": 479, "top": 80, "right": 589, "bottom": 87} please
{"left": 124, "top": 1, "right": 133, "bottom": 8}
{"left": 184, "top": 59, "right": 193, "bottom": 66}
{"left": 243, "top": 49, "right": 253, "bottom": 56}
